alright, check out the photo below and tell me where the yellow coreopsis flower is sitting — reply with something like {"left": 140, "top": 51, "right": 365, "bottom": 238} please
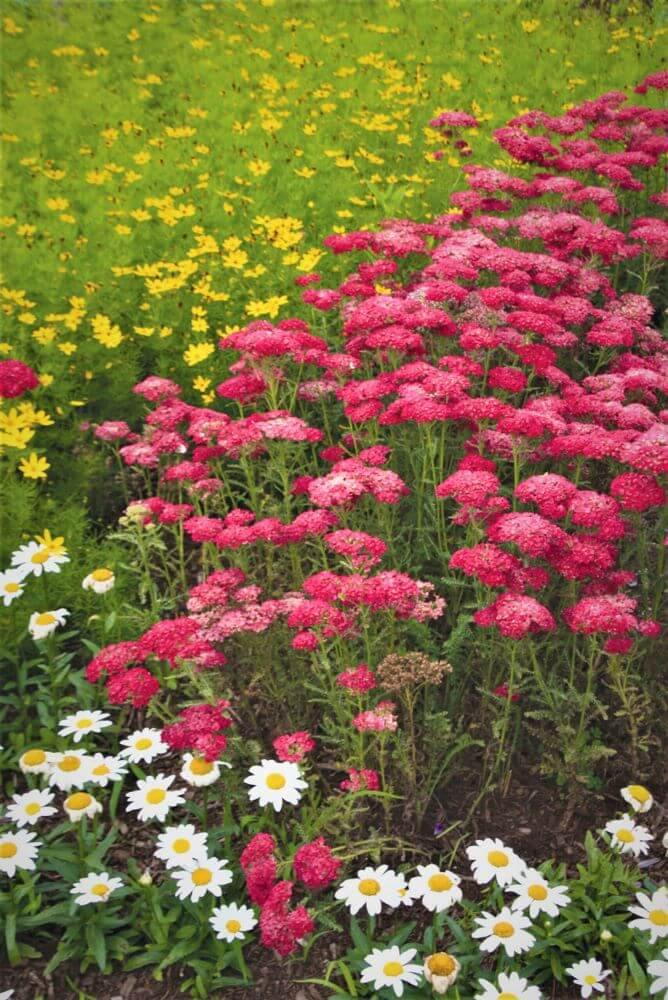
{"left": 34, "top": 529, "right": 67, "bottom": 556}
{"left": 19, "top": 453, "right": 50, "bottom": 480}
{"left": 183, "top": 342, "right": 215, "bottom": 366}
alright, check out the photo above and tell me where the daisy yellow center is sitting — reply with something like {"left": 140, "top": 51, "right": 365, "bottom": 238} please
{"left": 584, "top": 976, "right": 598, "bottom": 985}
{"left": 35, "top": 612, "right": 56, "bottom": 626}
{"left": 616, "top": 828, "right": 635, "bottom": 843}
{"left": 498, "top": 994, "right": 519, "bottom": 1000}
{"left": 427, "top": 953, "right": 456, "bottom": 975}
{"left": 192, "top": 867, "right": 212, "bottom": 886}
{"left": 226, "top": 919, "right": 241, "bottom": 933}
{"left": 93, "top": 764, "right": 110, "bottom": 776}
{"left": 628, "top": 784, "right": 650, "bottom": 803}
{"left": 25, "top": 802, "right": 41, "bottom": 816}
{"left": 172, "top": 838, "right": 191, "bottom": 853}
{"left": 76, "top": 717, "right": 93, "bottom": 729}
{"left": 0, "top": 842, "right": 18, "bottom": 859}
{"left": 190, "top": 758, "right": 214, "bottom": 775}
{"left": 23, "top": 749, "right": 46, "bottom": 766}
{"left": 31, "top": 548, "right": 51, "bottom": 564}
{"left": 382, "top": 961, "right": 404, "bottom": 977}
{"left": 135, "top": 738, "right": 153, "bottom": 750}
{"left": 91, "top": 568, "right": 113, "bottom": 581}
{"left": 5, "top": 582, "right": 21, "bottom": 593}
{"left": 649, "top": 909, "right": 668, "bottom": 926}
{"left": 428, "top": 873, "right": 453, "bottom": 892}
{"left": 66, "top": 792, "right": 92, "bottom": 810}
{"left": 493, "top": 921, "right": 515, "bottom": 938}
{"left": 146, "top": 788, "right": 166, "bottom": 805}
{"left": 91, "top": 882, "right": 109, "bottom": 897}
{"left": 266, "top": 772, "right": 286, "bottom": 789}
{"left": 359, "top": 878, "right": 381, "bottom": 896}
{"left": 59, "top": 755, "right": 81, "bottom": 772}
{"left": 488, "top": 850, "right": 509, "bottom": 867}
{"left": 528, "top": 883, "right": 548, "bottom": 900}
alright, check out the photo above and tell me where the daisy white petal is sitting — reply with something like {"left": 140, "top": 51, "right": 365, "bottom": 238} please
{"left": 210, "top": 902, "right": 257, "bottom": 942}
{"left": 58, "top": 709, "right": 112, "bottom": 743}
{"left": 71, "top": 871, "right": 123, "bottom": 905}
{"left": 565, "top": 958, "right": 611, "bottom": 998}
{"left": 244, "top": 759, "right": 307, "bottom": 812}
{"left": 172, "top": 856, "right": 233, "bottom": 902}
{"left": 6, "top": 788, "right": 57, "bottom": 827}
{"left": 335, "top": 864, "right": 406, "bottom": 916}
{"left": 126, "top": 774, "right": 185, "bottom": 823}
{"left": 466, "top": 837, "right": 526, "bottom": 887}
{"left": 0, "top": 829, "right": 41, "bottom": 877}
{"left": 471, "top": 906, "right": 535, "bottom": 957}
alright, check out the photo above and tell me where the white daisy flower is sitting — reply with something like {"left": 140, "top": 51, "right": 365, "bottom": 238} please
{"left": 82, "top": 568, "right": 115, "bottom": 593}
{"left": 408, "top": 864, "right": 463, "bottom": 912}
{"left": 629, "top": 887, "right": 668, "bottom": 944}
{"left": 474, "top": 971, "right": 543, "bottom": 1000}
{"left": 172, "top": 856, "right": 233, "bottom": 902}
{"left": 6, "top": 788, "right": 57, "bottom": 827}
{"left": 88, "top": 753, "right": 127, "bottom": 787}
{"left": 508, "top": 867, "right": 571, "bottom": 918}
{"left": 28, "top": 608, "right": 69, "bottom": 641}
{"left": 71, "top": 871, "right": 123, "bottom": 906}
{"left": 210, "top": 901, "right": 257, "bottom": 942}
{"left": 63, "top": 791, "right": 103, "bottom": 823}
{"left": 335, "top": 864, "right": 406, "bottom": 916}
{"left": 18, "top": 747, "right": 51, "bottom": 775}
{"left": 360, "top": 945, "right": 422, "bottom": 998}
{"left": 621, "top": 784, "right": 653, "bottom": 813}
{"left": 663, "top": 831, "right": 668, "bottom": 855}
{"left": 11, "top": 541, "right": 70, "bottom": 579}
{"left": 0, "top": 829, "right": 41, "bottom": 877}
{"left": 126, "top": 773, "right": 185, "bottom": 823}
{"left": 565, "top": 958, "right": 611, "bottom": 998}
{"left": 605, "top": 814, "right": 653, "bottom": 857}
{"left": 466, "top": 837, "right": 526, "bottom": 887}
{"left": 472, "top": 906, "right": 535, "bottom": 957}
{"left": 0, "top": 569, "right": 25, "bottom": 606}
{"left": 180, "top": 753, "right": 222, "bottom": 787}
{"left": 48, "top": 751, "right": 93, "bottom": 790}
{"left": 244, "top": 759, "right": 307, "bottom": 812}
{"left": 648, "top": 948, "right": 668, "bottom": 996}
{"left": 424, "top": 953, "right": 460, "bottom": 995}
{"left": 58, "top": 709, "right": 112, "bottom": 743}
{"left": 119, "top": 727, "right": 169, "bottom": 765}
{"left": 155, "top": 824, "right": 209, "bottom": 870}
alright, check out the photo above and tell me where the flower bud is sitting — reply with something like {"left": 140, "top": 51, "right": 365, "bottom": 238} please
{"left": 138, "top": 870, "right": 153, "bottom": 886}
{"left": 424, "top": 953, "right": 460, "bottom": 994}
{"left": 600, "top": 929, "right": 613, "bottom": 942}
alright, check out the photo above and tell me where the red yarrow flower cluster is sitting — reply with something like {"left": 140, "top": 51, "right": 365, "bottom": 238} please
{"left": 272, "top": 731, "right": 316, "bottom": 763}
{"left": 293, "top": 838, "right": 341, "bottom": 891}
{"left": 0, "top": 359, "right": 39, "bottom": 399}
{"left": 161, "top": 700, "right": 232, "bottom": 761}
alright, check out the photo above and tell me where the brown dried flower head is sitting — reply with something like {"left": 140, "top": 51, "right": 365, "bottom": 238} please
{"left": 376, "top": 652, "right": 452, "bottom": 690}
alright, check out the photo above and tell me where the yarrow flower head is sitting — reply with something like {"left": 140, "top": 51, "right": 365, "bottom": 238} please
{"left": 272, "top": 731, "right": 316, "bottom": 763}
{"left": 293, "top": 838, "right": 341, "bottom": 890}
